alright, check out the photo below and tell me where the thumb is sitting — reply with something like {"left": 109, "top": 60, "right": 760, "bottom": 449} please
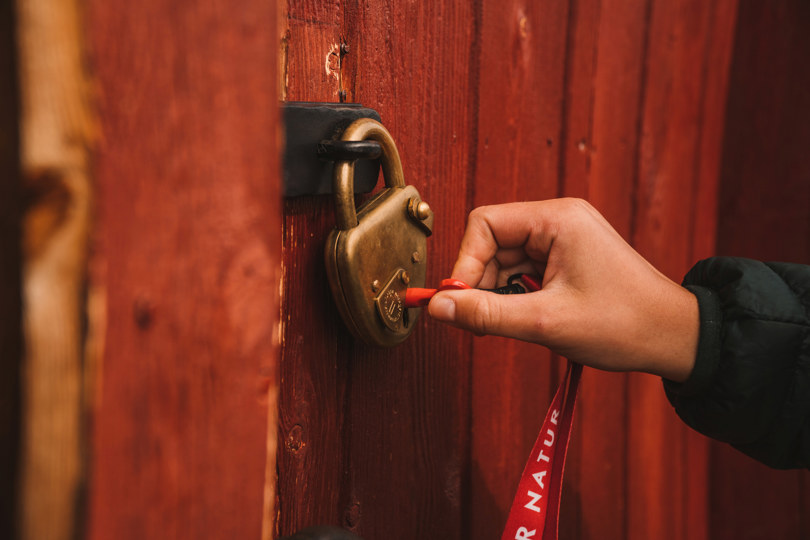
{"left": 428, "top": 288, "right": 556, "bottom": 341}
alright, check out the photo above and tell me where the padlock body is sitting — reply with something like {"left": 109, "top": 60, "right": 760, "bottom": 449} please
{"left": 325, "top": 185, "right": 432, "bottom": 347}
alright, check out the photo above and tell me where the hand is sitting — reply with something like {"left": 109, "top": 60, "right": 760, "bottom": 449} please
{"left": 428, "top": 198, "right": 699, "bottom": 382}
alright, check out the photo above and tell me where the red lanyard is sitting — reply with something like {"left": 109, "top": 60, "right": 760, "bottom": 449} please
{"left": 499, "top": 275, "right": 581, "bottom": 540}
{"left": 500, "top": 361, "right": 582, "bottom": 540}
{"left": 405, "top": 273, "right": 581, "bottom": 539}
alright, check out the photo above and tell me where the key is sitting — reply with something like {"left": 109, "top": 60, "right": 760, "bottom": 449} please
{"left": 404, "top": 274, "right": 541, "bottom": 308}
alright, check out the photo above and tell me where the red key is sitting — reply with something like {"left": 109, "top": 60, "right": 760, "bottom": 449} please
{"left": 403, "top": 279, "right": 471, "bottom": 308}
{"left": 403, "top": 274, "right": 542, "bottom": 308}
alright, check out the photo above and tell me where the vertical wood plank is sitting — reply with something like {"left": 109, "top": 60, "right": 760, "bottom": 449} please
{"left": 0, "top": 0, "right": 22, "bottom": 536}
{"left": 15, "top": 0, "right": 94, "bottom": 538}
{"left": 470, "top": 2, "right": 569, "bottom": 539}
{"left": 628, "top": 1, "right": 729, "bottom": 539}
{"left": 86, "top": 1, "right": 281, "bottom": 539}
{"left": 278, "top": 1, "right": 477, "bottom": 538}
{"left": 342, "top": 2, "right": 475, "bottom": 539}
{"left": 710, "top": 450, "right": 802, "bottom": 540}
{"left": 716, "top": 0, "right": 810, "bottom": 264}
{"left": 277, "top": 0, "right": 347, "bottom": 534}
{"left": 556, "top": 0, "right": 650, "bottom": 537}
{"left": 712, "top": 1, "right": 810, "bottom": 538}
{"left": 684, "top": 2, "right": 738, "bottom": 537}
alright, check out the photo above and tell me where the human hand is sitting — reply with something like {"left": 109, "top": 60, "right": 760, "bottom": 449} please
{"left": 428, "top": 198, "right": 698, "bottom": 382}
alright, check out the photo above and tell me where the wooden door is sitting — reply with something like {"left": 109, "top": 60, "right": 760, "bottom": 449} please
{"left": 278, "top": 1, "right": 736, "bottom": 540}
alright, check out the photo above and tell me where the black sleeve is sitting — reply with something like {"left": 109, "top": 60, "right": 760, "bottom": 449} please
{"left": 664, "top": 256, "right": 810, "bottom": 469}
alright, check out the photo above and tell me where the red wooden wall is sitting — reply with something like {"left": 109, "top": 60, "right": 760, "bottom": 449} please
{"left": 278, "top": 1, "right": 737, "bottom": 540}
{"left": 84, "top": 1, "right": 281, "bottom": 539}
{"left": 710, "top": 1, "right": 810, "bottom": 538}
{"left": 279, "top": 2, "right": 475, "bottom": 537}
{"left": 36, "top": 0, "right": 805, "bottom": 539}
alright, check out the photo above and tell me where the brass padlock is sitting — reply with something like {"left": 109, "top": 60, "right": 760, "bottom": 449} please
{"left": 325, "top": 118, "right": 433, "bottom": 347}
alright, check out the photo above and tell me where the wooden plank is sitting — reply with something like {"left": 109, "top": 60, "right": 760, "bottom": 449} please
{"left": 691, "top": 0, "right": 738, "bottom": 263}
{"left": 556, "top": 0, "right": 650, "bottom": 537}
{"left": 85, "top": 1, "right": 281, "bottom": 539}
{"left": 340, "top": 3, "right": 476, "bottom": 537}
{"left": 684, "top": 2, "right": 739, "bottom": 537}
{"left": 15, "top": 0, "right": 94, "bottom": 538}
{"left": 469, "top": 2, "right": 569, "bottom": 539}
{"left": 277, "top": 0, "right": 346, "bottom": 534}
{"left": 334, "top": 1, "right": 474, "bottom": 540}
{"left": 716, "top": 0, "right": 810, "bottom": 263}
{"left": 711, "top": 1, "right": 810, "bottom": 538}
{"left": 628, "top": 0, "right": 726, "bottom": 539}
{"left": 278, "top": 1, "right": 477, "bottom": 538}
{"left": 0, "top": 0, "right": 22, "bottom": 536}
{"left": 710, "top": 447, "right": 802, "bottom": 540}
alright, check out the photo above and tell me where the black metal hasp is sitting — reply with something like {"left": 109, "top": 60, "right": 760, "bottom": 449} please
{"left": 283, "top": 102, "right": 382, "bottom": 197}
{"left": 317, "top": 140, "right": 382, "bottom": 161}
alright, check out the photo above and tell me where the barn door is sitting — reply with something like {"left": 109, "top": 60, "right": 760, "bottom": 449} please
{"left": 277, "top": 1, "right": 736, "bottom": 540}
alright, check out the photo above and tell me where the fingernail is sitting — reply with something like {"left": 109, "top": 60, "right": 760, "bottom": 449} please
{"left": 429, "top": 295, "right": 456, "bottom": 321}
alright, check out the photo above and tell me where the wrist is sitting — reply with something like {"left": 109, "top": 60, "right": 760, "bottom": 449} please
{"left": 642, "top": 282, "right": 699, "bottom": 382}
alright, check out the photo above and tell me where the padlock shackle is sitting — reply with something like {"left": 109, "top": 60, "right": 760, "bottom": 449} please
{"left": 333, "top": 118, "right": 406, "bottom": 230}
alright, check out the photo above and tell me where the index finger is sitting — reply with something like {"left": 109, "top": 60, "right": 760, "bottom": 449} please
{"left": 451, "top": 201, "right": 558, "bottom": 285}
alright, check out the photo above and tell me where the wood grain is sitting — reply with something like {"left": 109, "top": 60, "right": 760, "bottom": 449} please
{"left": 85, "top": 1, "right": 281, "bottom": 539}
{"left": 277, "top": 0, "right": 347, "bottom": 533}
{"left": 712, "top": 1, "right": 810, "bottom": 538}
{"left": 278, "top": 1, "right": 748, "bottom": 539}
{"left": 278, "top": 1, "right": 476, "bottom": 538}
{"left": 15, "top": 0, "right": 94, "bottom": 538}
{"left": 343, "top": 2, "right": 476, "bottom": 539}
{"left": 470, "top": 2, "right": 568, "bottom": 539}
{"left": 627, "top": 1, "right": 735, "bottom": 538}
{"left": 556, "top": 0, "right": 650, "bottom": 537}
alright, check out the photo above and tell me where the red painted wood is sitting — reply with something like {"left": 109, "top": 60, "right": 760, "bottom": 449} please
{"left": 343, "top": 3, "right": 476, "bottom": 539}
{"left": 278, "top": 2, "right": 475, "bottom": 539}
{"left": 277, "top": 1, "right": 347, "bottom": 532}
{"left": 278, "top": 2, "right": 740, "bottom": 540}
{"left": 469, "top": 2, "right": 568, "bottom": 539}
{"left": 556, "top": 0, "right": 650, "bottom": 537}
{"left": 711, "top": 1, "right": 810, "bottom": 538}
{"left": 628, "top": 0, "right": 697, "bottom": 537}
{"left": 628, "top": 1, "right": 736, "bottom": 539}
{"left": 85, "top": 1, "right": 281, "bottom": 539}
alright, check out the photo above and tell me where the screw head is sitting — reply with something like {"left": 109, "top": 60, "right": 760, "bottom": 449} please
{"left": 400, "top": 271, "right": 410, "bottom": 285}
{"left": 408, "top": 198, "right": 432, "bottom": 221}
{"left": 371, "top": 279, "right": 381, "bottom": 292}
{"left": 411, "top": 251, "right": 422, "bottom": 263}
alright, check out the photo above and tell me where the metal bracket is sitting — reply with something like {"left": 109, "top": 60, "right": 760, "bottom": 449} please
{"left": 283, "top": 102, "right": 382, "bottom": 197}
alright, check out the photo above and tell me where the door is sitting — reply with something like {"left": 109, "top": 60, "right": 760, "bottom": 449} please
{"left": 277, "top": 2, "right": 737, "bottom": 540}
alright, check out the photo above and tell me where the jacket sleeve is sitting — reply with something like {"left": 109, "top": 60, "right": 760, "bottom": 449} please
{"left": 664, "top": 256, "right": 810, "bottom": 469}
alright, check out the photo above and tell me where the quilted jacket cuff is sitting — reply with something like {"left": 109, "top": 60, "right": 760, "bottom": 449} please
{"left": 663, "top": 285, "right": 723, "bottom": 397}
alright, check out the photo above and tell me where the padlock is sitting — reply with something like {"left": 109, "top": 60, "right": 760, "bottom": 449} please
{"left": 325, "top": 118, "right": 433, "bottom": 347}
